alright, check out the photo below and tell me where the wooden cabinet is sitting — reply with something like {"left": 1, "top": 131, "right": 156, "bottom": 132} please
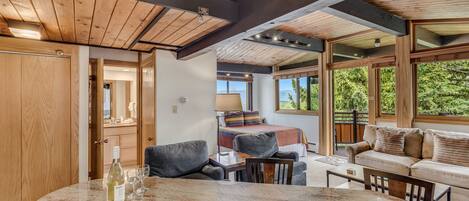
{"left": 104, "top": 125, "right": 137, "bottom": 168}
{"left": 0, "top": 53, "right": 73, "bottom": 201}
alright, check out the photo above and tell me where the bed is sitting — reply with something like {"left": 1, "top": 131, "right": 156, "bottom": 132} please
{"left": 219, "top": 124, "right": 308, "bottom": 157}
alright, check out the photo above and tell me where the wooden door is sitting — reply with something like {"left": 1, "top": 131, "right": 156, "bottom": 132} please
{"left": 0, "top": 53, "right": 22, "bottom": 201}
{"left": 90, "top": 58, "right": 106, "bottom": 179}
{"left": 139, "top": 52, "right": 156, "bottom": 163}
{"left": 21, "top": 55, "right": 72, "bottom": 201}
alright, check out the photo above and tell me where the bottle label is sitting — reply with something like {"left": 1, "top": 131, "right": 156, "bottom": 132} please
{"left": 114, "top": 184, "right": 125, "bottom": 201}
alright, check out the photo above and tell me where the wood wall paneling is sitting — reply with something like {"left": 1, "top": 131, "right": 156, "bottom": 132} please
{"left": 368, "top": 0, "right": 469, "bottom": 20}
{"left": 9, "top": 0, "right": 39, "bottom": 22}
{"left": 21, "top": 55, "right": 71, "bottom": 201}
{"left": 53, "top": 0, "right": 76, "bottom": 42}
{"left": 0, "top": 53, "right": 22, "bottom": 201}
{"left": 30, "top": 0, "right": 63, "bottom": 41}
{"left": 100, "top": 0, "right": 138, "bottom": 46}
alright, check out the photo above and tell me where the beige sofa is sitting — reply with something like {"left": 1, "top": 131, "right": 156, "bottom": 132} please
{"left": 346, "top": 125, "right": 469, "bottom": 191}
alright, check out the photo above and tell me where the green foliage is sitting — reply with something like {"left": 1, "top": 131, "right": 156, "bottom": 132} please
{"left": 286, "top": 78, "right": 319, "bottom": 111}
{"left": 380, "top": 68, "right": 396, "bottom": 114}
{"left": 334, "top": 67, "right": 369, "bottom": 112}
{"left": 417, "top": 60, "right": 469, "bottom": 117}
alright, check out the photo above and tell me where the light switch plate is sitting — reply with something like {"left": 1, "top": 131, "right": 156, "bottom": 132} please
{"left": 172, "top": 105, "right": 178, "bottom": 113}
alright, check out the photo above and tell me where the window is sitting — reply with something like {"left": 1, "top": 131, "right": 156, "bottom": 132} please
{"left": 417, "top": 60, "right": 469, "bottom": 117}
{"left": 333, "top": 67, "right": 368, "bottom": 113}
{"left": 276, "top": 75, "right": 319, "bottom": 114}
{"left": 378, "top": 67, "right": 396, "bottom": 116}
{"left": 216, "top": 80, "right": 251, "bottom": 111}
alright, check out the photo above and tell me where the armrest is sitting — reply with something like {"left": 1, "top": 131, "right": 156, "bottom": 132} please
{"left": 346, "top": 141, "right": 371, "bottom": 163}
{"left": 201, "top": 164, "right": 224, "bottom": 180}
{"left": 273, "top": 151, "right": 299, "bottom": 162}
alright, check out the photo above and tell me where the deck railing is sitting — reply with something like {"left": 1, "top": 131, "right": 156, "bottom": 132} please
{"left": 334, "top": 110, "right": 368, "bottom": 145}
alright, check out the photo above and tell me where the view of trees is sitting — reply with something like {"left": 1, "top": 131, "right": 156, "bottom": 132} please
{"left": 280, "top": 60, "right": 469, "bottom": 117}
{"left": 333, "top": 67, "right": 369, "bottom": 112}
{"left": 279, "top": 77, "right": 319, "bottom": 111}
{"left": 417, "top": 60, "right": 469, "bottom": 117}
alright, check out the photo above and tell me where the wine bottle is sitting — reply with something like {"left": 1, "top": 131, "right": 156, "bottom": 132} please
{"left": 106, "top": 146, "right": 125, "bottom": 201}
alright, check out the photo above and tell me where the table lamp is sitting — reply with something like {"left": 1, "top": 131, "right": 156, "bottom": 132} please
{"left": 215, "top": 93, "right": 242, "bottom": 155}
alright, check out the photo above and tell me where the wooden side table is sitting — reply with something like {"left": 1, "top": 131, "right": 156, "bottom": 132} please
{"left": 209, "top": 151, "right": 251, "bottom": 180}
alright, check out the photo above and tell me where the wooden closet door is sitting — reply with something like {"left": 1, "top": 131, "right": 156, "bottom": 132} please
{"left": 21, "top": 55, "right": 71, "bottom": 201}
{"left": 0, "top": 53, "right": 22, "bottom": 201}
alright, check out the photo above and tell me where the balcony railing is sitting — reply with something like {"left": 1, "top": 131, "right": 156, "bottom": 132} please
{"left": 334, "top": 110, "right": 368, "bottom": 146}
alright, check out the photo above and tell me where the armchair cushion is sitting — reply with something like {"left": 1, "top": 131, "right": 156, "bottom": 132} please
{"left": 233, "top": 132, "right": 279, "bottom": 158}
{"left": 293, "top": 161, "right": 307, "bottom": 175}
{"left": 346, "top": 141, "right": 371, "bottom": 163}
{"left": 201, "top": 165, "right": 224, "bottom": 180}
{"left": 145, "top": 140, "right": 209, "bottom": 178}
{"left": 273, "top": 151, "right": 299, "bottom": 162}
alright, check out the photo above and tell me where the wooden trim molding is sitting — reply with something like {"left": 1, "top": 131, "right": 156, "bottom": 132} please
{"left": 90, "top": 58, "right": 138, "bottom": 68}
{"left": 395, "top": 35, "right": 414, "bottom": 128}
{"left": 415, "top": 116, "right": 469, "bottom": 125}
{"left": 329, "top": 55, "right": 395, "bottom": 70}
{"left": 0, "top": 37, "right": 80, "bottom": 183}
{"left": 318, "top": 41, "right": 334, "bottom": 156}
{"left": 275, "top": 110, "right": 319, "bottom": 116}
{"left": 367, "top": 65, "right": 377, "bottom": 125}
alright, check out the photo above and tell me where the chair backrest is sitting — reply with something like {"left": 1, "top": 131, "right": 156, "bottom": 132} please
{"left": 363, "top": 168, "right": 435, "bottom": 201}
{"left": 233, "top": 132, "right": 278, "bottom": 158}
{"left": 144, "top": 140, "right": 208, "bottom": 177}
{"left": 245, "top": 158, "right": 294, "bottom": 185}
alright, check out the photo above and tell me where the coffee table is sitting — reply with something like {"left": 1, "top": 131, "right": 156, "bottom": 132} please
{"left": 209, "top": 151, "right": 251, "bottom": 180}
{"left": 326, "top": 163, "right": 451, "bottom": 201}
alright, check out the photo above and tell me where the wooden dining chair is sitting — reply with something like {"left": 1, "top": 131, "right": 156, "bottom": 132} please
{"left": 363, "top": 168, "right": 435, "bottom": 201}
{"left": 245, "top": 158, "right": 294, "bottom": 185}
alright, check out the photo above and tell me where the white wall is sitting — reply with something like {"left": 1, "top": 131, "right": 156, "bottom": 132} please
{"left": 90, "top": 47, "right": 138, "bottom": 62}
{"left": 78, "top": 46, "right": 89, "bottom": 182}
{"left": 155, "top": 50, "right": 218, "bottom": 153}
{"left": 253, "top": 74, "right": 319, "bottom": 152}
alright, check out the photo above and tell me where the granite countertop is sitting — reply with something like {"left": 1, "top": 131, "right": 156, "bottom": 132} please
{"left": 39, "top": 177, "right": 403, "bottom": 201}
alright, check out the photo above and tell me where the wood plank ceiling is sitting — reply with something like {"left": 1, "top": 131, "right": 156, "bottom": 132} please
{"left": 0, "top": 0, "right": 229, "bottom": 52}
{"left": 216, "top": 0, "right": 469, "bottom": 67}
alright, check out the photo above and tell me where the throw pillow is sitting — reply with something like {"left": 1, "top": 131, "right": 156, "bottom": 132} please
{"left": 432, "top": 132, "right": 469, "bottom": 167}
{"left": 224, "top": 112, "right": 244, "bottom": 127}
{"left": 374, "top": 127, "right": 406, "bottom": 156}
{"left": 243, "top": 111, "right": 261, "bottom": 126}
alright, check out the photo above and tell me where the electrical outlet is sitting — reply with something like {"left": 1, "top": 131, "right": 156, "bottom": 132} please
{"left": 172, "top": 105, "right": 178, "bottom": 114}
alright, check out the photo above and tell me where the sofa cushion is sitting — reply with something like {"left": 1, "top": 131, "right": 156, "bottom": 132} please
{"left": 243, "top": 111, "right": 261, "bottom": 126}
{"left": 433, "top": 132, "right": 469, "bottom": 167}
{"left": 363, "top": 125, "right": 422, "bottom": 158}
{"left": 423, "top": 129, "right": 469, "bottom": 159}
{"left": 355, "top": 150, "right": 419, "bottom": 175}
{"left": 224, "top": 111, "right": 244, "bottom": 127}
{"left": 411, "top": 159, "right": 469, "bottom": 189}
{"left": 374, "top": 127, "right": 406, "bottom": 156}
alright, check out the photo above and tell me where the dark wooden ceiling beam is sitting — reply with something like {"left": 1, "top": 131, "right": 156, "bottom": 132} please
{"left": 177, "top": 0, "right": 343, "bottom": 60}
{"left": 245, "top": 29, "right": 324, "bottom": 52}
{"left": 138, "top": 0, "right": 239, "bottom": 22}
{"left": 322, "top": 0, "right": 407, "bottom": 36}
{"left": 217, "top": 62, "right": 272, "bottom": 74}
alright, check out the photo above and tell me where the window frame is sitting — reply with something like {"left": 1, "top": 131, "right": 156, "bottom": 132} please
{"left": 216, "top": 79, "right": 253, "bottom": 111}
{"left": 376, "top": 66, "right": 397, "bottom": 120}
{"left": 275, "top": 76, "right": 319, "bottom": 116}
{"left": 413, "top": 59, "right": 469, "bottom": 124}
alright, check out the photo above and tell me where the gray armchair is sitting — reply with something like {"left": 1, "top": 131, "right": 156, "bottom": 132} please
{"left": 233, "top": 132, "right": 307, "bottom": 185}
{"left": 144, "top": 140, "right": 224, "bottom": 180}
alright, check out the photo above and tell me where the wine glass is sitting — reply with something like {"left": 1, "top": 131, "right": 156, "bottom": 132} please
{"left": 126, "top": 169, "right": 138, "bottom": 200}
{"left": 137, "top": 166, "right": 149, "bottom": 192}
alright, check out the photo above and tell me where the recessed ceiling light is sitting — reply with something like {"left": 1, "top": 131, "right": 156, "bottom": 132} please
{"left": 7, "top": 20, "right": 42, "bottom": 40}
{"left": 244, "top": 74, "right": 250, "bottom": 78}
{"left": 272, "top": 36, "right": 279, "bottom": 41}
{"left": 374, "top": 38, "right": 381, "bottom": 48}
{"left": 255, "top": 34, "right": 261, "bottom": 39}
{"left": 226, "top": 73, "right": 231, "bottom": 76}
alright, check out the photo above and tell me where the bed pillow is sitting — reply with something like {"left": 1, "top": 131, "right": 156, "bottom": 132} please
{"left": 243, "top": 111, "right": 261, "bottom": 126}
{"left": 373, "top": 127, "right": 406, "bottom": 156}
{"left": 224, "top": 112, "right": 244, "bottom": 127}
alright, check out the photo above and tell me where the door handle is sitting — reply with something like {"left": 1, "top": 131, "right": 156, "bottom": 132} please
{"left": 147, "top": 137, "right": 153, "bottom": 142}
{"left": 94, "top": 138, "right": 109, "bottom": 144}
